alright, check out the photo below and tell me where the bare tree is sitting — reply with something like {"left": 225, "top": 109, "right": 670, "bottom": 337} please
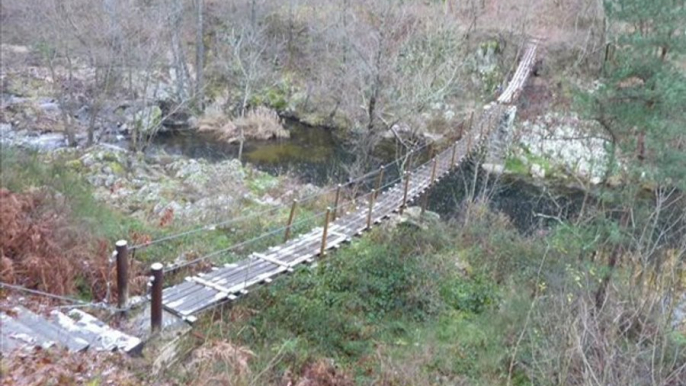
{"left": 195, "top": 0, "right": 205, "bottom": 111}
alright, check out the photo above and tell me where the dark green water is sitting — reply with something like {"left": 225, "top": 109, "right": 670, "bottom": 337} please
{"left": 152, "top": 123, "right": 587, "bottom": 232}
{"left": 423, "top": 161, "right": 588, "bottom": 233}
{"left": 152, "top": 120, "right": 354, "bottom": 185}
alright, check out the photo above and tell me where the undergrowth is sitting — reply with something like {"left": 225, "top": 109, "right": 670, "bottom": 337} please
{"left": 169, "top": 200, "right": 685, "bottom": 385}
{"left": 0, "top": 148, "right": 147, "bottom": 300}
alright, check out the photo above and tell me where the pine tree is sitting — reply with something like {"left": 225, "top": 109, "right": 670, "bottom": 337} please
{"left": 592, "top": 0, "right": 686, "bottom": 188}
{"left": 584, "top": 0, "right": 686, "bottom": 308}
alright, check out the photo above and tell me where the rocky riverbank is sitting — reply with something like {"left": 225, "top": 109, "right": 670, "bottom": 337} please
{"left": 19, "top": 144, "right": 321, "bottom": 227}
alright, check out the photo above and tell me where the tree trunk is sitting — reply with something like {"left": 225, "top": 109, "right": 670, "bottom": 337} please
{"left": 367, "top": 43, "right": 383, "bottom": 132}
{"left": 48, "top": 49, "right": 76, "bottom": 147}
{"left": 238, "top": 129, "right": 245, "bottom": 161}
{"left": 195, "top": 0, "right": 205, "bottom": 111}
{"left": 594, "top": 211, "right": 630, "bottom": 310}
{"left": 102, "top": 0, "right": 122, "bottom": 82}
{"left": 250, "top": 0, "right": 257, "bottom": 29}
{"left": 172, "top": 0, "right": 188, "bottom": 100}
{"left": 287, "top": 0, "right": 295, "bottom": 69}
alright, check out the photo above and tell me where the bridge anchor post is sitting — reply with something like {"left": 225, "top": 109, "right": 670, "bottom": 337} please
{"left": 400, "top": 171, "right": 410, "bottom": 215}
{"left": 367, "top": 190, "right": 376, "bottom": 230}
{"left": 320, "top": 207, "right": 331, "bottom": 256}
{"left": 151, "top": 263, "right": 164, "bottom": 332}
{"left": 420, "top": 191, "right": 429, "bottom": 220}
{"left": 430, "top": 158, "right": 438, "bottom": 184}
{"left": 284, "top": 199, "right": 298, "bottom": 242}
{"left": 115, "top": 240, "right": 129, "bottom": 316}
{"left": 375, "top": 166, "right": 385, "bottom": 199}
{"left": 332, "top": 184, "right": 342, "bottom": 221}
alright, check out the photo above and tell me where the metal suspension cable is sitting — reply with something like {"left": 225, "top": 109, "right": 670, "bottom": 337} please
{"left": 133, "top": 109, "right": 474, "bottom": 252}
{"left": 164, "top": 207, "right": 331, "bottom": 272}
{"left": 0, "top": 282, "right": 93, "bottom": 304}
{"left": 159, "top": 139, "right": 462, "bottom": 273}
{"left": 133, "top": 183, "right": 344, "bottom": 250}
{"left": 0, "top": 282, "right": 131, "bottom": 312}
{"left": 187, "top": 162, "right": 424, "bottom": 272}
{"left": 131, "top": 203, "right": 286, "bottom": 250}
{"left": 131, "top": 133, "right": 440, "bottom": 250}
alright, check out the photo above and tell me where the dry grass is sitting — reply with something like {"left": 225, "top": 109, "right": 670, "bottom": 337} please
{"left": 1, "top": 347, "right": 144, "bottom": 386}
{"left": 198, "top": 107, "right": 290, "bottom": 144}
{"left": 235, "top": 107, "right": 290, "bottom": 141}
{"left": 290, "top": 359, "right": 354, "bottom": 386}
{"left": 0, "top": 188, "right": 143, "bottom": 301}
{"left": 184, "top": 340, "right": 255, "bottom": 386}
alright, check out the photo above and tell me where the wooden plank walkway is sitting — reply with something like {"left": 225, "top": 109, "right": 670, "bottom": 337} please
{"left": 162, "top": 42, "right": 538, "bottom": 320}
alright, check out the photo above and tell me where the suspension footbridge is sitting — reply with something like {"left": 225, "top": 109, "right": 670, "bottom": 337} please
{"left": 159, "top": 41, "right": 539, "bottom": 320}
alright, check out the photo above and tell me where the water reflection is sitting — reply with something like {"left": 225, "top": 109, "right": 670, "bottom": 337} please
{"left": 151, "top": 120, "right": 354, "bottom": 185}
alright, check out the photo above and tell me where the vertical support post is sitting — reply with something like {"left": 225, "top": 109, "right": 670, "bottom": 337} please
{"left": 430, "top": 157, "right": 438, "bottom": 184}
{"left": 468, "top": 111, "right": 474, "bottom": 132}
{"left": 115, "top": 240, "right": 129, "bottom": 314}
{"left": 420, "top": 191, "right": 428, "bottom": 219}
{"left": 366, "top": 190, "right": 376, "bottom": 229}
{"left": 320, "top": 207, "right": 331, "bottom": 257}
{"left": 332, "top": 184, "right": 342, "bottom": 221}
{"left": 399, "top": 171, "right": 410, "bottom": 215}
{"left": 284, "top": 199, "right": 298, "bottom": 242}
{"left": 451, "top": 141, "right": 458, "bottom": 167}
{"left": 406, "top": 150, "right": 414, "bottom": 171}
{"left": 375, "top": 166, "right": 385, "bottom": 199}
{"left": 467, "top": 130, "right": 473, "bottom": 153}
{"left": 150, "top": 263, "right": 164, "bottom": 332}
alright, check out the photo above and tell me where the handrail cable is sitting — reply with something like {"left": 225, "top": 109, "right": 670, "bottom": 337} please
{"left": 163, "top": 145, "right": 461, "bottom": 273}
{"left": 130, "top": 128, "right": 444, "bottom": 250}
{"left": 0, "top": 282, "right": 131, "bottom": 313}
{"left": 164, "top": 207, "right": 332, "bottom": 272}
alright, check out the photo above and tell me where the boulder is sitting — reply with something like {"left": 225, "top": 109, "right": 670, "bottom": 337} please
{"left": 398, "top": 206, "right": 441, "bottom": 230}
{"left": 482, "top": 163, "right": 505, "bottom": 175}
{"left": 530, "top": 164, "right": 546, "bottom": 179}
{"left": 133, "top": 105, "right": 163, "bottom": 135}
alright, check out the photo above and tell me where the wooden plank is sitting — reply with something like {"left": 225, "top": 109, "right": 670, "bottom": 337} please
{"left": 253, "top": 253, "right": 292, "bottom": 268}
{"left": 192, "top": 276, "right": 235, "bottom": 295}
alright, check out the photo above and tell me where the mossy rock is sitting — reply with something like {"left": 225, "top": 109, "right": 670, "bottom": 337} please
{"left": 265, "top": 89, "right": 288, "bottom": 111}
{"left": 299, "top": 113, "right": 327, "bottom": 127}
{"left": 504, "top": 156, "right": 529, "bottom": 175}
{"left": 481, "top": 68, "right": 503, "bottom": 94}
{"left": 99, "top": 150, "right": 125, "bottom": 164}
{"left": 479, "top": 40, "right": 501, "bottom": 55}
{"left": 65, "top": 159, "right": 84, "bottom": 172}
{"left": 108, "top": 161, "right": 126, "bottom": 175}
{"left": 134, "top": 106, "right": 163, "bottom": 135}
{"left": 249, "top": 173, "right": 280, "bottom": 194}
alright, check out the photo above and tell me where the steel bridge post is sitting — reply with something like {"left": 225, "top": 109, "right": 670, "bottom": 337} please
{"left": 151, "top": 263, "right": 164, "bottom": 332}
{"left": 115, "top": 240, "right": 129, "bottom": 316}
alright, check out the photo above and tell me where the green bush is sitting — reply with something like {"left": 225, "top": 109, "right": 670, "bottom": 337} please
{"left": 440, "top": 275, "right": 498, "bottom": 314}
{"left": 227, "top": 224, "right": 463, "bottom": 359}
